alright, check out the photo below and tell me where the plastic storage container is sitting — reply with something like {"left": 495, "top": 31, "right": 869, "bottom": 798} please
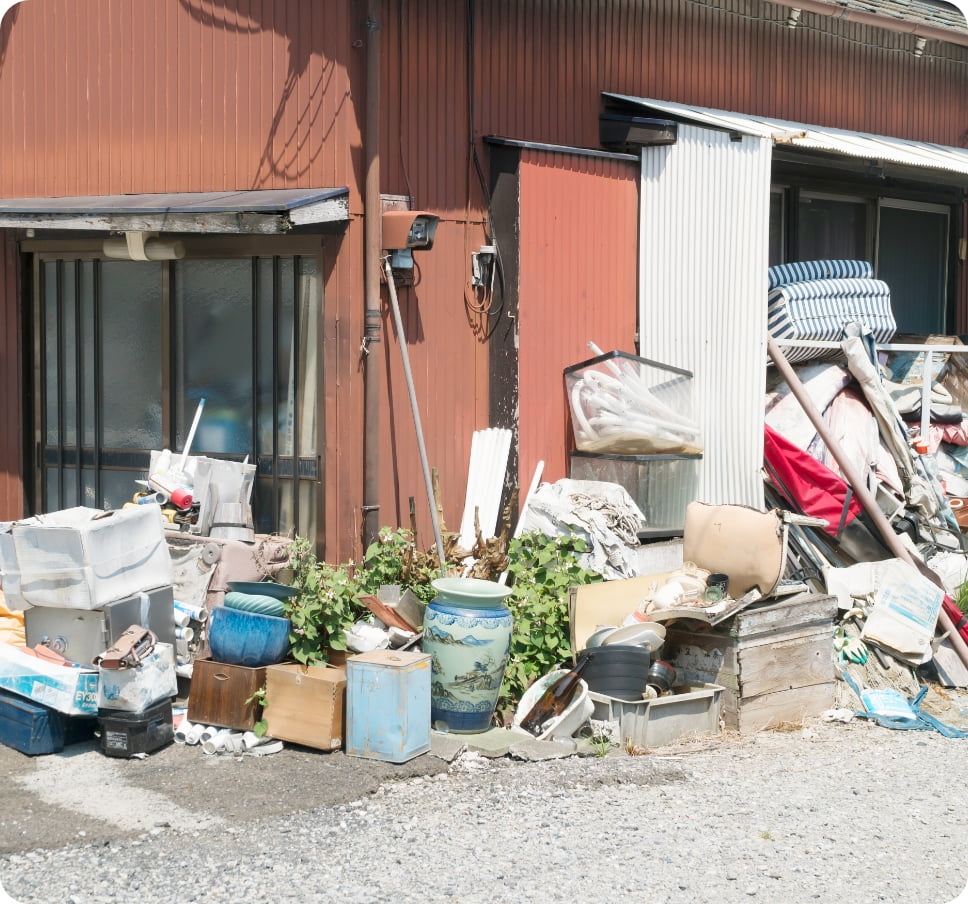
{"left": 564, "top": 350, "right": 702, "bottom": 455}
{"left": 98, "top": 698, "right": 174, "bottom": 758}
{"left": 569, "top": 451, "right": 701, "bottom": 534}
{"left": 589, "top": 683, "right": 724, "bottom": 748}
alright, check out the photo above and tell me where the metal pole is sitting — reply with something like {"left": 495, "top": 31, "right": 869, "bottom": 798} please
{"left": 383, "top": 257, "right": 447, "bottom": 572}
{"left": 767, "top": 334, "right": 968, "bottom": 671}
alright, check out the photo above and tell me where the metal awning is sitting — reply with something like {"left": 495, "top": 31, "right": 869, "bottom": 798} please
{"left": 0, "top": 188, "right": 350, "bottom": 234}
{"left": 604, "top": 93, "right": 968, "bottom": 178}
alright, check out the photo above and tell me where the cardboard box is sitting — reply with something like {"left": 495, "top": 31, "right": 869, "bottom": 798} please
{"left": 0, "top": 642, "right": 99, "bottom": 716}
{"left": 264, "top": 662, "right": 346, "bottom": 751}
{"left": 187, "top": 658, "right": 265, "bottom": 730}
{"left": 8, "top": 506, "right": 173, "bottom": 610}
{"left": 97, "top": 642, "right": 177, "bottom": 712}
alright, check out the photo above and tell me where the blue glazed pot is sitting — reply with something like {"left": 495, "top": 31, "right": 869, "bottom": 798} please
{"left": 423, "top": 577, "right": 513, "bottom": 733}
{"left": 208, "top": 605, "right": 291, "bottom": 667}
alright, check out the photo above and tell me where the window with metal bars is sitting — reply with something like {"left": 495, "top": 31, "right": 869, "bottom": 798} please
{"left": 32, "top": 247, "right": 321, "bottom": 539}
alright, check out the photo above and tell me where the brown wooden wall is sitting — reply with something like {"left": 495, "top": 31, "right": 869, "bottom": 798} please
{"left": 1, "top": 0, "right": 967, "bottom": 560}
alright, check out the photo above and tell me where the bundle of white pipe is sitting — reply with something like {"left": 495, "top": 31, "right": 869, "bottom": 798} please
{"left": 458, "top": 428, "right": 512, "bottom": 550}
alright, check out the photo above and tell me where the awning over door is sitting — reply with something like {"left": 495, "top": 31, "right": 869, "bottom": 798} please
{"left": 604, "top": 93, "right": 968, "bottom": 179}
{"left": 0, "top": 188, "right": 350, "bottom": 233}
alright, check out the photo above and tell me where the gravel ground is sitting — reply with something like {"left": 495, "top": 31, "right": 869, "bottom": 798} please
{"left": 2, "top": 716, "right": 967, "bottom": 904}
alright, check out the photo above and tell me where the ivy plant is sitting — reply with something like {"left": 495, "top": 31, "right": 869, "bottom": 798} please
{"left": 497, "top": 530, "right": 602, "bottom": 723}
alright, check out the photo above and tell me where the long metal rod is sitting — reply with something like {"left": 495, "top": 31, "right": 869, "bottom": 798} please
{"left": 383, "top": 257, "right": 447, "bottom": 572}
{"left": 767, "top": 334, "right": 968, "bottom": 671}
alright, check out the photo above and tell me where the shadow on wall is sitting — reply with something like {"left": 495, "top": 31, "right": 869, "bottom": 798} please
{"left": 178, "top": 0, "right": 351, "bottom": 186}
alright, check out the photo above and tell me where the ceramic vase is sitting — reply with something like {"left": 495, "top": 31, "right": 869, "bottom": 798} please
{"left": 423, "top": 577, "right": 513, "bottom": 733}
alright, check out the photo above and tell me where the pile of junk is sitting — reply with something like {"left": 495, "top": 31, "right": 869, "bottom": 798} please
{"left": 2, "top": 258, "right": 968, "bottom": 765}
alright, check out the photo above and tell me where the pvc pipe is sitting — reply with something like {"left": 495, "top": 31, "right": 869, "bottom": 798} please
{"left": 183, "top": 723, "right": 206, "bottom": 745}
{"left": 172, "top": 608, "right": 191, "bottom": 628}
{"left": 178, "top": 397, "right": 206, "bottom": 474}
{"left": 174, "top": 719, "right": 195, "bottom": 744}
{"left": 198, "top": 725, "right": 221, "bottom": 745}
{"left": 174, "top": 602, "right": 208, "bottom": 623}
{"left": 202, "top": 728, "right": 233, "bottom": 755}
{"left": 767, "top": 335, "right": 968, "bottom": 671}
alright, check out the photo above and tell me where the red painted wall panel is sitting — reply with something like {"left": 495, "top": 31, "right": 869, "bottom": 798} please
{"left": 517, "top": 150, "right": 639, "bottom": 491}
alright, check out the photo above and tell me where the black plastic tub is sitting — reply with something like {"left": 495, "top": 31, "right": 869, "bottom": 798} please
{"left": 580, "top": 645, "right": 652, "bottom": 701}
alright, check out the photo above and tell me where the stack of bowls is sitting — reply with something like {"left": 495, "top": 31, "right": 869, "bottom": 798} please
{"left": 580, "top": 645, "right": 653, "bottom": 701}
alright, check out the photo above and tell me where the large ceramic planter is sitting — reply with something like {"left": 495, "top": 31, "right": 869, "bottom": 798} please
{"left": 423, "top": 577, "right": 513, "bottom": 733}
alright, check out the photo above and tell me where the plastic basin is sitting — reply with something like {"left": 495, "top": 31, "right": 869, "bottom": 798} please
{"left": 208, "top": 605, "right": 291, "bottom": 668}
{"left": 512, "top": 669, "right": 593, "bottom": 740}
{"left": 581, "top": 645, "right": 652, "bottom": 701}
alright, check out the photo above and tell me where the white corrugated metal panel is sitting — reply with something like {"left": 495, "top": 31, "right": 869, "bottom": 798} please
{"left": 638, "top": 124, "right": 773, "bottom": 508}
{"left": 609, "top": 94, "right": 968, "bottom": 178}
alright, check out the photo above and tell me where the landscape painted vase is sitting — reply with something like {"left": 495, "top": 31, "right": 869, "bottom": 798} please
{"left": 423, "top": 577, "right": 514, "bottom": 733}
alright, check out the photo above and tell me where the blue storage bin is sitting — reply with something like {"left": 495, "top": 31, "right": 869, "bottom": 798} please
{"left": 207, "top": 605, "right": 291, "bottom": 667}
{"left": 346, "top": 650, "right": 431, "bottom": 763}
{"left": 0, "top": 689, "right": 96, "bottom": 756}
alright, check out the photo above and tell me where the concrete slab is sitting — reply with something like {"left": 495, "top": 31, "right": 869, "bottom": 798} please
{"left": 462, "top": 727, "right": 532, "bottom": 758}
{"left": 509, "top": 736, "right": 578, "bottom": 761}
{"left": 429, "top": 731, "right": 466, "bottom": 762}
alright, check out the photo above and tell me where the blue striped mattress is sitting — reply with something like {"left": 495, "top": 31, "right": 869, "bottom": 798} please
{"left": 768, "top": 277, "right": 896, "bottom": 364}
{"left": 768, "top": 259, "right": 873, "bottom": 290}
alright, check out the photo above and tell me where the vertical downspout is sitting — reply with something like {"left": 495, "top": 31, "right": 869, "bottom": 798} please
{"left": 362, "top": 2, "right": 382, "bottom": 550}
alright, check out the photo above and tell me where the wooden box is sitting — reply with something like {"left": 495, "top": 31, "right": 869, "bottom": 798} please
{"left": 345, "top": 651, "right": 431, "bottom": 763}
{"left": 264, "top": 663, "right": 346, "bottom": 751}
{"left": 187, "top": 658, "right": 265, "bottom": 730}
{"left": 663, "top": 593, "right": 838, "bottom": 733}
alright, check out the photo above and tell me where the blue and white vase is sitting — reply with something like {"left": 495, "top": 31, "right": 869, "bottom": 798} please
{"left": 423, "top": 577, "right": 514, "bottom": 733}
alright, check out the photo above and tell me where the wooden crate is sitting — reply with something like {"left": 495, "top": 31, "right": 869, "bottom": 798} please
{"left": 663, "top": 593, "right": 838, "bottom": 733}
{"left": 187, "top": 658, "right": 266, "bottom": 730}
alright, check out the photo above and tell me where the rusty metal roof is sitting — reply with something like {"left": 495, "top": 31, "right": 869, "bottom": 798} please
{"left": 851, "top": 0, "right": 966, "bottom": 31}
{"left": 0, "top": 189, "right": 350, "bottom": 233}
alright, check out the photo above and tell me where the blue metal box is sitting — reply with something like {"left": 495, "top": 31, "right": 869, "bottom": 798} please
{"left": 0, "top": 689, "right": 96, "bottom": 756}
{"left": 346, "top": 650, "right": 431, "bottom": 763}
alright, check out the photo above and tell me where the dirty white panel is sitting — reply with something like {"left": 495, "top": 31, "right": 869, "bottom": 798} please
{"left": 638, "top": 124, "right": 772, "bottom": 508}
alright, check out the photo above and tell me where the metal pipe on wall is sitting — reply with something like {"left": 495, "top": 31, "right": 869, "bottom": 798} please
{"left": 362, "top": 2, "right": 382, "bottom": 551}
{"left": 767, "top": 335, "right": 968, "bottom": 671}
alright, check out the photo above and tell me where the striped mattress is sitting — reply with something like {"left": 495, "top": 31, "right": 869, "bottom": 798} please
{"left": 767, "top": 276, "right": 896, "bottom": 364}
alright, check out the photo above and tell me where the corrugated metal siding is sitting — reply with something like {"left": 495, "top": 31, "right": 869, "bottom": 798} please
{"left": 638, "top": 124, "right": 773, "bottom": 508}
{"left": 517, "top": 149, "right": 639, "bottom": 488}
{"left": 0, "top": 0, "right": 361, "bottom": 199}
{"left": 0, "top": 229, "right": 22, "bottom": 520}
{"left": 377, "top": 221, "right": 491, "bottom": 544}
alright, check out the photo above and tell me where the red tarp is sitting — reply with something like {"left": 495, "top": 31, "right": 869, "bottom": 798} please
{"left": 764, "top": 425, "right": 863, "bottom": 537}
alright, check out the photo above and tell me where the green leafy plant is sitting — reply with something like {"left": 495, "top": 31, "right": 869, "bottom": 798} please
{"left": 284, "top": 529, "right": 440, "bottom": 664}
{"left": 246, "top": 685, "right": 269, "bottom": 737}
{"left": 956, "top": 579, "right": 968, "bottom": 617}
{"left": 497, "top": 530, "right": 602, "bottom": 723}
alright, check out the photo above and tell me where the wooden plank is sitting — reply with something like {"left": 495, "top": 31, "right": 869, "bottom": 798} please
{"left": 731, "top": 594, "right": 838, "bottom": 639}
{"left": 735, "top": 683, "right": 837, "bottom": 733}
{"left": 736, "top": 634, "right": 836, "bottom": 698}
{"left": 734, "top": 623, "right": 834, "bottom": 652}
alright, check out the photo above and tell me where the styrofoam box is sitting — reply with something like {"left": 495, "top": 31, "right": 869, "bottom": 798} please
{"left": 0, "top": 642, "right": 99, "bottom": 716}
{"left": 97, "top": 643, "right": 177, "bottom": 712}
{"left": 8, "top": 506, "right": 173, "bottom": 610}
{"left": 589, "top": 683, "right": 724, "bottom": 748}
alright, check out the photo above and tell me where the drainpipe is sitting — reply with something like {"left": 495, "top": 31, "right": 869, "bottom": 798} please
{"left": 362, "top": 2, "right": 382, "bottom": 551}
{"left": 763, "top": 0, "right": 968, "bottom": 49}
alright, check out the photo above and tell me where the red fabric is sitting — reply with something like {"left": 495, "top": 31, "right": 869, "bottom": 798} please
{"left": 764, "top": 425, "right": 863, "bottom": 536}
{"left": 942, "top": 595, "right": 968, "bottom": 646}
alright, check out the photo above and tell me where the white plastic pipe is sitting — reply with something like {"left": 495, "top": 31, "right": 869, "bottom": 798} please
{"left": 178, "top": 397, "right": 206, "bottom": 474}
{"left": 174, "top": 719, "right": 195, "bottom": 744}
{"left": 202, "top": 728, "right": 233, "bottom": 755}
{"left": 183, "top": 723, "right": 206, "bottom": 745}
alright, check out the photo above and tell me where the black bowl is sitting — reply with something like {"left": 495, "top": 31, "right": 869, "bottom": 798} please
{"left": 581, "top": 644, "right": 652, "bottom": 699}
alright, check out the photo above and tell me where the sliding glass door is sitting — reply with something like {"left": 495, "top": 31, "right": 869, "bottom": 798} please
{"left": 33, "top": 245, "right": 321, "bottom": 538}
